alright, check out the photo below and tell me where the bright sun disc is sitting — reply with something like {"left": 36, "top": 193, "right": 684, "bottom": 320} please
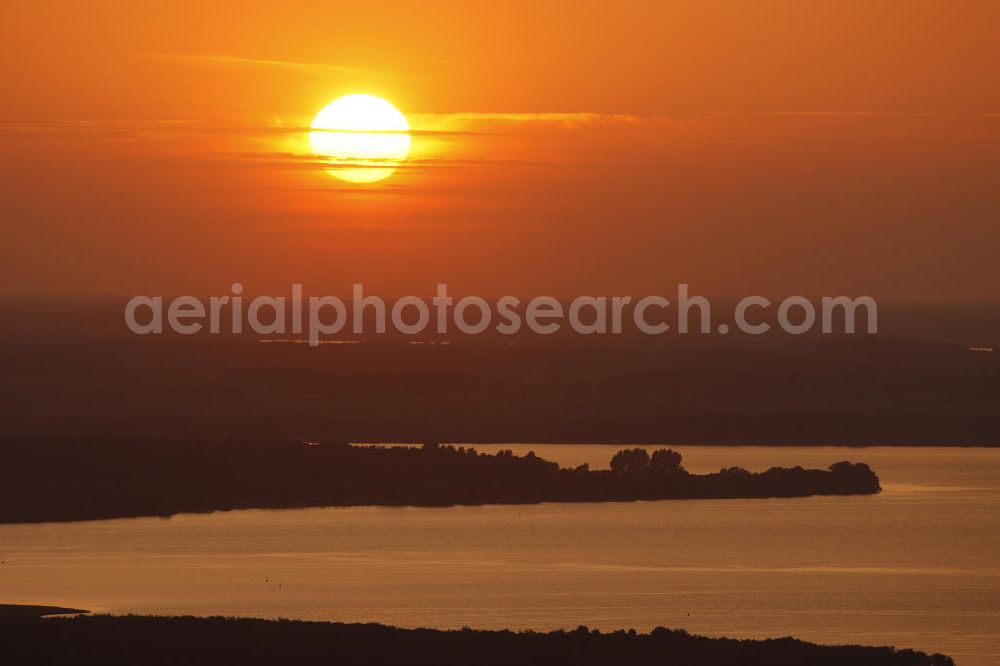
{"left": 309, "top": 94, "right": 411, "bottom": 183}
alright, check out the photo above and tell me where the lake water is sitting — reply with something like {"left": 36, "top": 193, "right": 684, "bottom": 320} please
{"left": 1, "top": 445, "right": 998, "bottom": 665}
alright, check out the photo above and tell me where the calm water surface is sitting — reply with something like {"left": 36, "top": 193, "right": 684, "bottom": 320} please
{"left": 1, "top": 446, "right": 998, "bottom": 665}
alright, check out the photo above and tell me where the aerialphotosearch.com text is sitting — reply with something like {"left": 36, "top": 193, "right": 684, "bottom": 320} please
{"left": 125, "top": 283, "right": 878, "bottom": 346}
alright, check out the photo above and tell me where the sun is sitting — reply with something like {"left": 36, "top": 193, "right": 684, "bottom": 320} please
{"left": 309, "top": 94, "right": 411, "bottom": 184}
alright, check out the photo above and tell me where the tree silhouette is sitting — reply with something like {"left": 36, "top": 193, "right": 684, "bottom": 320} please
{"left": 650, "top": 448, "right": 683, "bottom": 474}
{"left": 610, "top": 448, "right": 650, "bottom": 475}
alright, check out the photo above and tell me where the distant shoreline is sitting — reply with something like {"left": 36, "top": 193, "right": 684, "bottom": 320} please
{"left": 346, "top": 439, "right": 1000, "bottom": 447}
{"left": 0, "top": 612, "right": 953, "bottom": 666}
{"left": 3, "top": 323, "right": 999, "bottom": 447}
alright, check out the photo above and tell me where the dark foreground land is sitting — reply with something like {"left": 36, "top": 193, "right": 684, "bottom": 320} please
{"left": 0, "top": 614, "right": 953, "bottom": 666}
{"left": 0, "top": 438, "right": 879, "bottom": 523}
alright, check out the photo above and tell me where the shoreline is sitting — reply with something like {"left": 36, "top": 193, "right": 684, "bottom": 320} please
{"left": 0, "top": 489, "right": 880, "bottom": 526}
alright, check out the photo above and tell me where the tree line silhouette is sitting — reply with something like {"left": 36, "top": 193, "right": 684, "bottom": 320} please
{"left": 0, "top": 438, "right": 880, "bottom": 523}
{"left": 0, "top": 614, "right": 953, "bottom": 665}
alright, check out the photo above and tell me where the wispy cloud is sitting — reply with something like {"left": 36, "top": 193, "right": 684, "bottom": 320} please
{"left": 415, "top": 112, "right": 642, "bottom": 130}
{"left": 11, "top": 109, "right": 993, "bottom": 143}
{"left": 694, "top": 110, "right": 1000, "bottom": 118}
{"left": 146, "top": 53, "right": 367, "bottom": 76}
{"left": 0, "top": 120, "right": 484, "bottom": 138}
{"left": 4, "top": 110, "right": 998, "bottom": 169}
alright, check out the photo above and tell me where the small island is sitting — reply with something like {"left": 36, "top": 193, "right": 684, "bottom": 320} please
{"left": 0, "top": 613, "right": 953, "bottom": 665}
{"left": 0, "top": 438, "right": 880, "bottom": 523}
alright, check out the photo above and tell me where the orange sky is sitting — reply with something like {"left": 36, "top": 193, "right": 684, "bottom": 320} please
{"left": 1, "top": 0, "right": 999, "bottom": 300}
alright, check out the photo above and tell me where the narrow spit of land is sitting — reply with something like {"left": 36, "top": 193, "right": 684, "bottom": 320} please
{"left": 0, "top": 605, "right": 89, "bottom": 618}
{"left": 0, "top": 438, "right": 880, "bottom": 523}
